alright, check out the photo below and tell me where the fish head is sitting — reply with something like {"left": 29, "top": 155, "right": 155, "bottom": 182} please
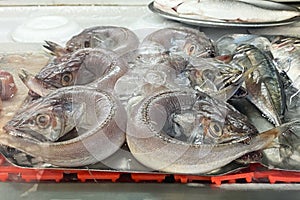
{"left": 183, "top": 34, "right": 215, "bottom": 58}
{"left": 185, "top": 65, "right": 217, "bottom": 92}
{"left": 35, "top": 51, "right": 88, "bottom": 88}
{"left": 3, "top": 96, "right": 77, "bottom": 142}
{"left": 66, "top": 32, "right": 93, "bottom": 52}
{"left": 194, "top": 92, "right": 258, "bottom": 144}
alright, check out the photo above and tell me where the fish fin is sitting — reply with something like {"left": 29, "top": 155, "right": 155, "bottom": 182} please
{"left": 264, "top": 141, "right": 282, "bottom": 149}
{"left": 43, "top": 41, "right": 68, "bottom": 57}
{"left": 259, "top": 120, "right": 300, "bottom": 142}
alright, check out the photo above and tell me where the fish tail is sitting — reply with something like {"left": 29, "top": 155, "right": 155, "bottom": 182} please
{"left": 259, "top": 120, "right": 299, "bottom": 141}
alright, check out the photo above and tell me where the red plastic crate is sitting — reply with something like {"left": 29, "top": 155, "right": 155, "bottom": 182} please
{"left": 0, "top": 155, "right": 299, "bottom": 184}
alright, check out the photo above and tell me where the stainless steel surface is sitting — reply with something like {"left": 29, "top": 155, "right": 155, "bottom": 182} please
{"left": 0, "top": 182, "right": 299, "bottom": 200}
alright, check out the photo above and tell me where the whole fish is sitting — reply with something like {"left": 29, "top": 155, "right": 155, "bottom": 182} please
{"left": 0, "top": 86, "right": 126, "bottom": 167}
{"left": 141, "top": 27, "right": 215, "bottom": 71}
{"left": 126, "top": 90, "right": 295, "bottom": 174}
{"left": 172, "top": 0, "right": 300, "bottom": 22}
{"left": 44, "top": 26, "right": 140, "bottom": 57}
{"left": 185, "top": 57, "right": 253, "bottom": 100}
{"left": 229, "top": 70, "right": 300, "bottom": 171}
{"left": 231, "top": 44, "right": 286, "bottom": 126}
{"left": 19, "top": 48, "right": 128, "bottom": 97}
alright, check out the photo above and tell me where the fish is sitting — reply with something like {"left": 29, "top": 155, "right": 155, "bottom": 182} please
{"left": 0, "top": 86, "right": 126, "bottom": 167}
{"left": 216, "top": 34, "right": 272, "bottom": 56}
{"left": 20, "top": 48, "right": 128, "bottom": 97}
{"left": 165, "top": 0, "right": 300, "bottom": 22}
{"left": 231, "top": 44, "right": 286, "bottom": 126}
{"left": 184, "top": 57, "right": 253, "bottom": 100}
{"left": 271, "top": 36, "right": 300, "bottom": 90}
{"left": 126, "top": 90, "right": 295, "bottom": 174}
{"left": 141, "top": 27, "right": 215, "bottom": 71}
{"left": 229, "top": 74, "right": 300, "bottom": 171}
{"left": 43, "top": 26, "right": 140, "bottom": 57}
{"left": 154, "top": 0, "right": 184, "bottom": 15}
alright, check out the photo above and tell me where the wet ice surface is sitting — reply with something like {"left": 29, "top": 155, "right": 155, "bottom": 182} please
{"left": 0, "top": 53, "right": 50, "bottom": 129}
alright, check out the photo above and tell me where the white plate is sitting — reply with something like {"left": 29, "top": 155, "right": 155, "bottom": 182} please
{"left": 148, "top": 1, "right": 300, "bottom": 28}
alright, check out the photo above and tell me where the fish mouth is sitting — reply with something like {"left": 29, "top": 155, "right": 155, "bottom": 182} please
{"left": 19, "top": 68, "right": 56, "bottom": 97}
{"left": 2, "top": 125, "right": 44, "bottom": 143}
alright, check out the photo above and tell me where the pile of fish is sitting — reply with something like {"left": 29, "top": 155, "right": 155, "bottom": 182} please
{"left": 0, "top": 26, "right": 299, "bottom": 174}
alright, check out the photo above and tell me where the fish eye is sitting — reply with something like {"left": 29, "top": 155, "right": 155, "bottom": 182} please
{"left": 208, "top": 122, "right": 223, "bottom": 138}
{"left": 28, "top": 119, "right": 35, "bottom": 126}
{"left": 203, "top": 69, "right": 215, "bottom": 81}
{"left": 61, "top": 72, "right": 73, "bottom": 86}
{"left": 36, "top": 114, "right": 51, "bottom": 129}
{"left": 187, "top": 44, "right": 196, "bottom": 55}
{"left": 84, "top": 41, "right": 90, "bottom": 48}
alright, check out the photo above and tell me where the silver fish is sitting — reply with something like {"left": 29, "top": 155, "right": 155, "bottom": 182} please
{"left": 20, "top": 48, "right": 128, "bottom": 96}
{"left": 173, "top": 0, "right": 300, "bottom": 22}
{"left": 43, "top": 26, "right": 140, "bottom": 57}
{"left": 231, "top": 44, "right": 286, "bottom": 126}
{"left": 0, "top": 86, "right": 126, "bottom": 167}
{"left": 141, "top": 27, "right": 215, "bottom": 71}
{"left": 229, "top": 83, "right": 300, "bottom": 171}
{"left": 185, "top": 57, "right": 253, "bottom": 100}
{"left": 216, "top": 34, "right": 272, "bottom": 56}
{"left": 126, "top": 90, "right": 294, "bottom": 174}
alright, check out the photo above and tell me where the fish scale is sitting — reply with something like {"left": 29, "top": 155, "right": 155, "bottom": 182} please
{"left": 0, "top": 86, "right": 126, "bottom": 167}
{"left": 232, "top": 44, "right": 285, "bottom": 126}
{"left": 126, "top": 90, "right": 296, "bottom": 174}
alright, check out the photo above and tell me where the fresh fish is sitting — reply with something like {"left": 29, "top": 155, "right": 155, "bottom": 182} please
{"left": 141, "top": 27, "right": 215, "bottom": 71}
{"left": 185, "top": 57, "right": 253, "bottom": 100}
{"left": 271, "top": 36, "right": 300, "bottom": 90}
{"left": 44, "top": 26, "right": 140, "bottom": 57}
{"left": 263, "top": 84, "right": 300, "bottom": 171}
{"left": 173, "top": 0, "right": 300, "bottom": 22}
{"left": 126, "top": 90, "right": 295, "bottom": 174}
{"left": 154, "top": 0, "right": 184, "bottom": 15}
{"left": 229, "top": 81, "right": 300, "bottom": 171}
{"left": 20, "top": 48, "right": 128, "bottom": 96}
{"left": 216, "top": 34, "right": 272, "bottom": 56}
{"left": 0, "top": 86, "right": 126, "bottom": 167}
{"left": 231, "top": 44, "right": 285, "bottom": 126}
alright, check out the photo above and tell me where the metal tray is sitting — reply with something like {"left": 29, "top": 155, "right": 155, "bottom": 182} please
{"left": 148, "top": 1, "right": 300, "bottom": 28}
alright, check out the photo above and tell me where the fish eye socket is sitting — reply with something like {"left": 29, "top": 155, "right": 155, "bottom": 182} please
{"left": 84, "top": 41, "right": 90, "bottom": 48}
{"left": 203, "top": 69, "right": 215, "bottom": 81}
{"left": 188, "top": 45, "right": 196, "bottom": 55}
{"left": 36, "top": 114, "right": 51, "bottom": 129}
{"left": 209, "top": 122, "right": 223, "bottom": 138}
{"left": 61, "top": 72, "right": 73, "bottom": 86}
{"left": 28, "top": 119, "right": 35, "bottom": 126}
